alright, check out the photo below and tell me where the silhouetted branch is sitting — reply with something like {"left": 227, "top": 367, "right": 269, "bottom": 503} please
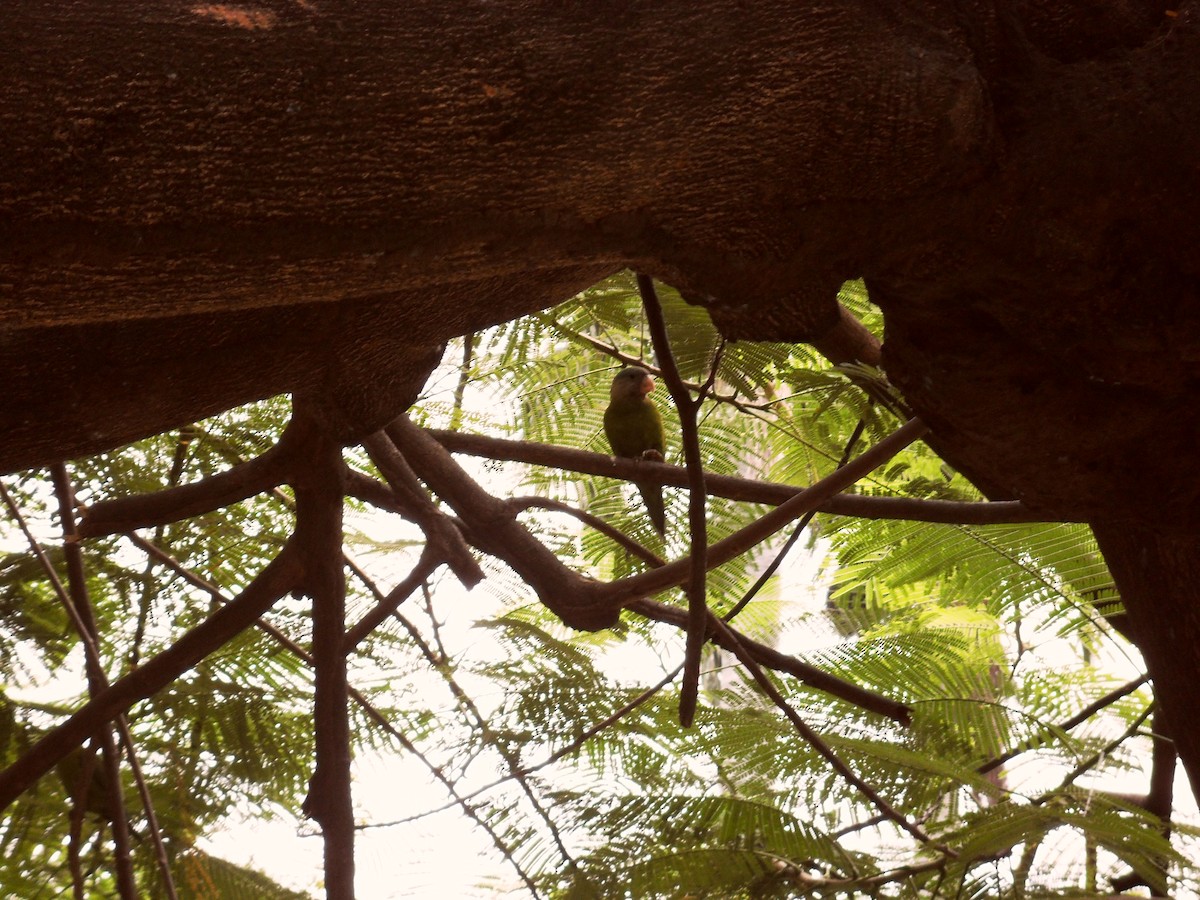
{"left": 627, "top": 598, "right": 911, "bottom": 724}
{"left": 363, "top": 430, "right": 483, "bottom": 589}
{"left": 597, "top": 418, "right": 931, "bottom": 608}
{"left": 426, "top": 429, "right": 1054, "bottom": 524}
{"left": 343, "top": 546, "right": 442, "bottom": 651}
{"left": 389, "top": 415, "right": 620, "bottom": 630}
{"left": 705, "top": 615, "right": 942, "bottom": 849}
{"left": 394, "top": 415, "right": 931, "bottom": 632}
{"left": 51, "top": 465, "right": 140, "bottom": 900}
{"left": 0, "top": 541, "right": 302, "bottom": 812}
{"left": 292, "top": 417, "right": 355, "bottom": 900}
{"left": 344, "top": 467, "right": 413, "bottom": 516}
{"left": 637, "top": 273, "right": 709, "bottom": 727}
{"left": 395, "top": 413, "right": 915, "bottom": 722}
{"left": 76, "top": 419, "right": 305, "bottom": 537}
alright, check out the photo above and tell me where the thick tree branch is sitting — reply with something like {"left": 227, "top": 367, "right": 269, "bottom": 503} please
{"left": 344, "top": 466, "right": 414, "bottom": 516}
{"left": 427, "top": 429, "right": 1052, "bottom": 524}
{"left": 78, "top": 418, "right": 306, "bottom": 538}
{"left": 293, "top": 414, "right": 355, "bottom": 900}
{"left": 637, "top": 273, "right": 709, "bottom": 727}
{"left": 392, "top": 415, "right": 912, "bottom": 721}
{"left": 362, "top": 430, "right": 483, "bottom": 589}
{"left": 393, "top": 416, "right": 930, "bottom": 631}
{"left": 388, "top": 415, "right": 619, "bottom": 629}
{"left": 597, "top": 418, "right": 931, "bottom": 607}
{"left": 810, "top": 303, "right": 883, "bottom": 367}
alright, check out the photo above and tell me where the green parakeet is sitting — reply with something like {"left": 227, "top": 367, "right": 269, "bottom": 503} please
{"left": 604, "top": 366, "right": 666, "bottom": 534}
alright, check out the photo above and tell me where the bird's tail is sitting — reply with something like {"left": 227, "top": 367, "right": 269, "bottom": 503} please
{"left": 637, "top": 481, "right": 666, "bottom": 535}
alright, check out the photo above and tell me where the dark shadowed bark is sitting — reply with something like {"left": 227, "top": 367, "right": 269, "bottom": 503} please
{"left": 1093, "top": 523, "right": 1200, "bottom": 794}
{"left": 2, "top": 0, "right": 1200, "bottom": 804}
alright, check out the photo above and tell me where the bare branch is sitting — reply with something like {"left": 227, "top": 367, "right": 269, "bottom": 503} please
{"left": 362, "top": 430, "right": 483, "bottom": 589}
{"left": 1032, "top": 703, "right": 1155, "bottom": 805}
{"left": 77, "top": 418, "right": 305, "bottom": 537}
{"left": 344, "top": 466, "right": 414, "bottom": 516}
{"left": 50, "top": 465, "right": 139, "bottom": 900}
{"left": 343, "top": 546, "right": 442, "bottom": 652}
{"left": 0, "top": 541, "right": 302, "bottom": 812}
{"left": 809, "top": 303, "right": 883, "bottom": 367}
{"left": 292, "top": 414, "right": 355, "bottom": 900}
{"left": 596, "top": 418, "right": 932, "bottom": 608}
{"left": 132, "top": 533, "right": 545, "bottom": 897}
{"left": 427, "top": 429, "right": 1054, "bottom": 524}
{"left": 392, "top": 416, "right": 931, "bottom": 634}
{"left": 388, "top": 415, "right": 619, "bottom": 630}
{"left": 637, "top": 273, "right": 709, "bottom": 727}
{"left": 704, "top": 615, "right": 943, "bottom": 849}
{"left": 628, "top": 598, "right": 910, "bottom": 724}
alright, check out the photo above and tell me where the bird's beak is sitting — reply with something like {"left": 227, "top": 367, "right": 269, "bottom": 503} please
{"left": 642, "top": 376, "right": 655, "bottom": 394}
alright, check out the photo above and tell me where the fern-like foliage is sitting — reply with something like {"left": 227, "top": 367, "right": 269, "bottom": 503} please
{"left": 0, "top": 274, "right": 1195, "bottom": 898}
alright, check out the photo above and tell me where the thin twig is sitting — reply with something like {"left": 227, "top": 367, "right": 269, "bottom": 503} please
{"left": 723, "top": 418, "right": 866, "bottom": 626}
{"left": 351, "top": 560, "right": 582, "bottom": 875}
{"left": 362, "top": 666, "right": 684, "bottom": 830}
{"left": 978, "top": 675, "right": 1149, "bottom": 776}
{"left": 54, "top": 465, "right": 180, "bottom": 900}
{"left": 130, "top": 427, "right": 195, "bottom": 670}
{"left": 628, "top": 597, "right": 910, "bottom": 723}
{"left": 133, "top": 533, "right": 543, "bottom": 897}
{"left": 342, "top": 545, "right": 443, "bottom": 652}
{"left": 705, "top": 614, "right": 946, "bottom": 850}
{"left": 507, "top": 496, "right": 665, "bottom": 568}
{"left": 1032, "top": 703, "right": 1155, "bottom": 805}
{"left": 450, "top": 332, "right": 477, "bottom": 432}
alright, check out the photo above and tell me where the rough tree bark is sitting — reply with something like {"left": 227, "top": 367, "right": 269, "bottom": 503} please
{"left": 2, "top": 0, "right": 1199, "bottom": 790}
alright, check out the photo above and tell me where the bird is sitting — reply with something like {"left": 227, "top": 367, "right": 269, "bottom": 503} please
{"left": 603, "top": 366, "right": 666, "bottom": 534}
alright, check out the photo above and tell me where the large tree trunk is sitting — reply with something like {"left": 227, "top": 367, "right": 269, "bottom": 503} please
{"left": 1, "top": 0, "right": 997, "bottom": 468}
{"left": 1093, "top": 523, "right": 1200, "bottom": 793}
{"left": 2, "top": 0, "right": 1200, "bottom": 792}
